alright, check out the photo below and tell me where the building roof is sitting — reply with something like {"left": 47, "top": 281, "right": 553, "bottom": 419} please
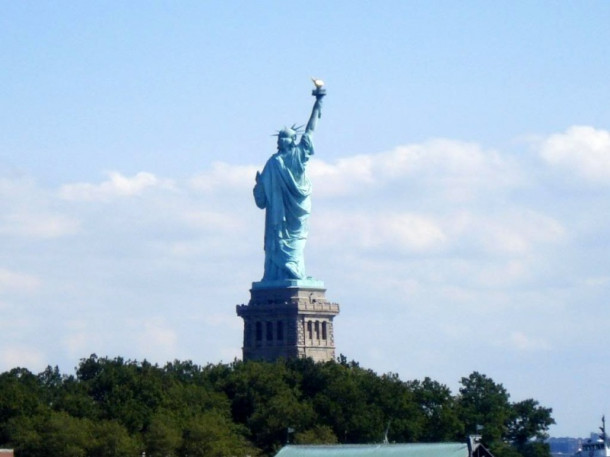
{"left": 276, "top": 443, "right": 472, "bottom": 457}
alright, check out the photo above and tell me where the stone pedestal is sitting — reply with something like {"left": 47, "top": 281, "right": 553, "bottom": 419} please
{"left": 236, "top": 283, "right": 340, "bottom": 362}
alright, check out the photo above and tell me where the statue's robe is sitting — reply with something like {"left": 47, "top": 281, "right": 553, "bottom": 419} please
{"left": 253, "top": 133, "right": 314, "bottom": 281}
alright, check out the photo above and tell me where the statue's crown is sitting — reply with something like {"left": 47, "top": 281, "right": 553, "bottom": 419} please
{"left": 273, "top": 124, "right": 303, "bottom": 138}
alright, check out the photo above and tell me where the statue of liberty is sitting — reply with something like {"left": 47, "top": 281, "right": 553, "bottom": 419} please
{"left": 253, "top": 80, "right": 326, "bottom": 283}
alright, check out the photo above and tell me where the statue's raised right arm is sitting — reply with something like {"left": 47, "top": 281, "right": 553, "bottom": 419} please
{"left": 305, "top": 81, "right": 326, "bottom": 135}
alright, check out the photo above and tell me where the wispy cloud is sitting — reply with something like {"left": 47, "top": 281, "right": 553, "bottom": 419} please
{"left": 0, "top": 268, "right": 40, "bottom": 293}
{"left": 0, "top": 212, "right": 80, "bottom": 238}
{"left": 504, "top": 331, "right": 552, "bottom": 352}
{"left": 189, "top": 162, "right": 259, "bottom": 193}
{"left": 134, "top": 318, "right": 178, "bottom": 361}
{"left": 1, "top": 176, "right": 80, "bottom": 238}
{"left": 59, "top": 171, "right": 174, "bottom": 201}
{"left": 0, "top": 346, "right": 45, "bottom": 370}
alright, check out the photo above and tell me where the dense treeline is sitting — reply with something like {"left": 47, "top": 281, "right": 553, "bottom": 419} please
{"left": 0, "top": 355, "right": 554, "bottom": 457}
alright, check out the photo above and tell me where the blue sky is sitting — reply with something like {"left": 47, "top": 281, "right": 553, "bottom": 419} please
{"left": 2, "top": 1, "right": 610, "bottom": 438}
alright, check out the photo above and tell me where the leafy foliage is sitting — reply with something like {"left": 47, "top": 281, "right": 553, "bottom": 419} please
{"left": 0, "top": 356, "right": 554, "bottom": 457}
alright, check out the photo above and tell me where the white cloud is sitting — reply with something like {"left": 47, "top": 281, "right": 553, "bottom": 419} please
{"left": 135, "top": 318, "right": 178, "bottom": 360}
{"left": 61, "top": 321, "right": 102, "bottom": 358}
{"left": 583, "top": 276, "right": 610, "bottom": 287}
{"left": 315, "top": 210, "right": 446, "bottom": 253}
{"left": 475, "top": 210, "right": 566, "bottom": 256}
{"left": 189, "top": 162, "right": 259, "bottom": 192}
{"left": 474, "top": 260, "right": 529, "bottom": 288}
{"left": 0, "top": 346, "right": 45, "bottom": 371}
{"left": 539, "top": 126, "right": 610, "bottom": 183}
{"left": 218, "top": 346, "right": 241, "bottom": 362}
{"left": 60, "top": 171, "right": 173, "bottom": 201}
{"left": 0, "top": 176, "right": 80, "bottom": 239}
{"left": 0, "top": 268, "right": 40, "bottom": 293}
{"left": 202, "top": 312, "right": 242, "bottom": 330}
{"left": 309, "top": 154, "right": 376, "bottom": 196}
{"left": 310, "top": 138, "right": 514, "bottom": 200}
{"left": 374, "top": 139, "right": 498, "bottom": 178}
{"left": 503, "top": 331, "right": 551, "bottom": 352}
{"left": 314, "top": 206, "right": 564, "bottom": 265}
{"left": 182, "top": 210, "right": 243, "bottom": 232}
{"left": 0, "top": 211, "right": 80, "bottom": 238}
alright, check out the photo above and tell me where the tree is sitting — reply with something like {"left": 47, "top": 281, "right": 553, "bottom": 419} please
{"left": 0, "top": 368, "right": 49, "bottom": 445}
{"left": 0, "top": 358, "right": 555, "bottom": 457}
{"left": 143, "top": 413, "right": 182, "bottom": 457}
{"left": 457, "top": 372, "right": 511, "bottom": 445}
{"left": 11, "top": 411, "right": 93, "bottom": 457}
{"left": 309, "top": 362, "right": 385, "bottom": 443}
{"left": 507, "top": 399, "right": 555, "bottom": 447}
{"left": 457, "top": 373, "right": 554, "bottom": 457}
{"left": 221, "top": 360, "right": 315, "bottom": 453}
{"left": 180, "top": 412, "right": 258, "bottom": 457}
{"left": 406, "top": 377, "right": 463, "bottom": 441}
{"left": 3, "top": 415, "right": 43, "bottom": 457}
{"left": 90, "top": 420, "right": 142, "bottom": 457}
{"left": 0, "top": 368, "right": 47, "bottom": 421}
{"left": 294, "top": 425, "right": 338, "bottom": 444}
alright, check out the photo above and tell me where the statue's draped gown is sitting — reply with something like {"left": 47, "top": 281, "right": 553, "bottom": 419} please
{"left": 253, "top": 133, "right": 314, "bottom": 281}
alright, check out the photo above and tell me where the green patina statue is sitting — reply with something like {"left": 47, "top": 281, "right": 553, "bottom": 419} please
{"left": 253, "top": 80, "right": 326, "bottom": 285}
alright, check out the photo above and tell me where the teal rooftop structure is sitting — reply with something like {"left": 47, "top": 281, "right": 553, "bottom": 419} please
{"left": 275, "top": 439, "right": 494, "bottom": 457}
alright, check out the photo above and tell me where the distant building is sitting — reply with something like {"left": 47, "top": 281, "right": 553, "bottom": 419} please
{"left": 275, "top": 437, "right": 494, "bottom": 457}
{"left": 548, "top": 436, "right": 580, "bottom": 457}
{"left": 0, "top": 450, "right": 14, "bottom": 457}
